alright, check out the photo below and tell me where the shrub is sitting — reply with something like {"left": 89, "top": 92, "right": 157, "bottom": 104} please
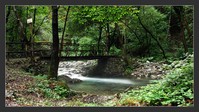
{"left": 28, "top": 75, "right": 76, "bottom": 100}
{"left": 118, "top": 54, "right": 194, "bottom": 106}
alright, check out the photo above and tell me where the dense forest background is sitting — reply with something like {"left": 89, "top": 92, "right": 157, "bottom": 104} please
{"left": 6, "top": 6, "right": 193, "bottom": 58}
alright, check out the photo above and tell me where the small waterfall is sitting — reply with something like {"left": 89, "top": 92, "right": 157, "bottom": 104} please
{"left": 58, "top": 60, "right": 152, "bottom": 95}
{"left": 76, "top": 77, "right": 134, "bottom": 84}
{"left": 58, "top": 60, "right": 134, "bottom": 84}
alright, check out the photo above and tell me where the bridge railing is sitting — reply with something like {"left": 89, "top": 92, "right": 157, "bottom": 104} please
{"left": 6, "top": 42, "right": 117, "bottom": 58}
{"left": 6, "top": 42, "right": 52, "bottom": 58}
{"left": 61, "top": 44, "right": 109, "bottom": 57}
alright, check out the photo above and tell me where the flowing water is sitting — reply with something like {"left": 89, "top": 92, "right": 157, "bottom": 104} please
{"left": 58, "top": 60, "right": 153, "bottom": 95}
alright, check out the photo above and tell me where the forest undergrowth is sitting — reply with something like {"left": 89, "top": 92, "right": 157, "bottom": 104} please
{"left": 115, "top": 54, "right": 194, "bottom": 106}
{"left": 5, "top": 54, "right": 194, "bottom": 107}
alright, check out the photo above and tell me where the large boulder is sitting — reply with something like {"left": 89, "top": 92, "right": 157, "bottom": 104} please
{"left": 69, "top": 78, "right": 82, "bottom": 84}
{"left": 58, "top": 75, "right": 82, "bottom": 84}
{"left": 86, "top": 58, "right": 125, "bottom": 77}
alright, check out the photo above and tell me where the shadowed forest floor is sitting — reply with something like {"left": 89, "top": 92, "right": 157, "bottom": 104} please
{"left": 5, "top": 59, "right": 119, "bottom": 107}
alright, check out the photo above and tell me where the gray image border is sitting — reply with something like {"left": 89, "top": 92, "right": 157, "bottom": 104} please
{"left": 1, "top": 0, "right": 198, "bottom": 112}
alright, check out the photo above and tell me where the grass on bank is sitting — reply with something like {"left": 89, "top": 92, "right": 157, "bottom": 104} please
{"left": 117, "top": 54, "right": 194, "bottom": 106}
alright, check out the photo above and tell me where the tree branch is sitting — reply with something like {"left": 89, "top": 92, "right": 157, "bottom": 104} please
{"left": 32, "top": 11, "right": 51, "bottom": 38}
{"left": 59, "top": 6, "right": 71, "bottom": 57}
{"left": 137, "top": 13, "right": 166, "bottom": 59}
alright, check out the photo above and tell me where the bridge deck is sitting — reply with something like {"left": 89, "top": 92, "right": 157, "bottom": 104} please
{"left": 40, "top": 56, "right": 120, "bottom": 60}
{"left": 6, "top": 42, "right": 119, "bottom": 60}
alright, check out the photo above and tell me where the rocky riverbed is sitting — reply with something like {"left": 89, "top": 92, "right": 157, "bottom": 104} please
{"left": 58, "top": 60, "right": 97, "bottom": 77}
{"left": 129, "top": 60, "right": 167, "bottom": 79}
{"left": 128, "top": 55, "right": 193, "bottom": 80}
{"left": 6, "top": 57, "right": 173, "bottom": 81}
{"left": 58, "top": 58, "right": 172, "bottom": 80}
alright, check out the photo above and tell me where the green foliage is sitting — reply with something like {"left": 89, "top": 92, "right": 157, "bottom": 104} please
{"left": 6, "top": 6, "right": 193, "bottom": 59}
{"left": 119, "top": 54, "right": 193, "bottom": 106}
{"left": 124, "top": 66, "right": 133, "bottom": 76}
{"left": 78, "top": 36, "right": 94, "bottom": 45}
{"left": 110, "top": 46, "right": 122, "bottom": 55}
{"left": 124, "top": 6, "right": 169, "bottom": 57}
{"left": 28, "top": 75, "right": 76, "bottom": 100}
{"left": 71, "top": 6, "right": 138, "bottom": 25}
{"left": 68, "top": 6, "right": 139, "bottom": 53}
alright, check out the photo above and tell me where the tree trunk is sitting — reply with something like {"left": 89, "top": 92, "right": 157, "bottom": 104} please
{"left": 173, "top": 6, "right": 188, "bottom": 53}
{"left": 6, "top": 6, "right": 11, "bottom": 24}
{"left": 97, "top": 23, "right": 102, "bottom": 55}
{"left": 13, "top": 6, "right": 28, "bottom": 52}
{"left": 49, "top": 6, "right": 59, "bottom": 79}
{"left": 25, "top": 6, "right": 28, "bottom": 40}
{"left": 106, "top": 23, "right": 110, "bottom": 54}
{"left": 32, "top": 7, "right": 37, "bottom": 36}
{"left": 6, "top": 6, "right": 13, "bottom": 43}
{"left": 184, "top": 15, "right": 192, "bottom": 39}
{"left": 59, "top": 6, "right": 70, "bottom": 57}
{"left": 114, "top": 23, "right": 124, "bottom": 49}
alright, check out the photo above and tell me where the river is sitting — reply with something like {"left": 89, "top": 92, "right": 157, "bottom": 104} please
{"left": 58, "top": 60, "right": 153, "bottom": 95}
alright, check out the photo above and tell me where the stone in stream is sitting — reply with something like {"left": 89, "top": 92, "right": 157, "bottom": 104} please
{"left": 58, "top": 75, "right": 82, "bottom": 84}
{"left": 69, "top": 78, "right": 82, "bottom": 84}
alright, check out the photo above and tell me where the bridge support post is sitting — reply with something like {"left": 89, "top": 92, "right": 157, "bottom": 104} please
{"left": 88, "top": 58, "right": 109, "bottom": 76}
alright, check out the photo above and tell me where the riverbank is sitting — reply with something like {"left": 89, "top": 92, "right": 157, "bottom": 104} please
{"left": 5, "top": 59, "right": 118, "bottom": 106}
{"left": 6, "top": 54, "right": 193, "bottom": 107}
{"left": 5, "top": 58, "right": 151, "bottom": 106}
{"left": 5, "top": 58, "right": 161, "bottom": 106}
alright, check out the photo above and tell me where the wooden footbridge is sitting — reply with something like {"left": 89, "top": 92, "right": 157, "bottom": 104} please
{"left": 6, "top": 42, "right": 119, "bottom": 60}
